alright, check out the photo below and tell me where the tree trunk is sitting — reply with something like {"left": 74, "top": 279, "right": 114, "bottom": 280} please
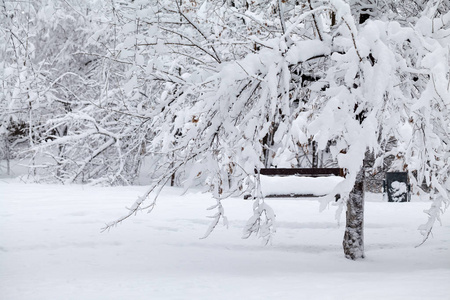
{"left": 343, "top": 162, "right": 365, "bottom": 260}
{"left": 312, "top": 141, "right": 318, "bottom": 168}
{"left": 5, "top": 134, "right": 11, "bottom": 176}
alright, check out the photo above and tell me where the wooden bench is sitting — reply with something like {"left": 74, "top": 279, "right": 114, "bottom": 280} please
{"left": 245, "top": 168, "right": 345, "bottom": 199}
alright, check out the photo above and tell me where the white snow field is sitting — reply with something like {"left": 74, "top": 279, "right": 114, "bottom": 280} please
{"left": 1, "top": 178, "right": 449, "bottom": 300}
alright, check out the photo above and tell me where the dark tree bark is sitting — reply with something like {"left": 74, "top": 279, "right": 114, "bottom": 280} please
{"left": 312, "top": 141, "right": 318, "bottom": 169}
{"left": 343, "top": 158, "right": 368, "bottom": 260}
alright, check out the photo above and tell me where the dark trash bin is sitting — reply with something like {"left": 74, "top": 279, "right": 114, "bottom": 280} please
{"left": 383, "top": 172, "right": 410, "bottom": 202}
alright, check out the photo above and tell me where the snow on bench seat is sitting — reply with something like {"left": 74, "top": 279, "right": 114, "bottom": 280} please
{"left": 260, "top": 175, "right": 344, "bottom": 198}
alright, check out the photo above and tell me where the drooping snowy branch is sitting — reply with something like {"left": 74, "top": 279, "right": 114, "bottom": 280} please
{"left": 2, "top": 0, "right": 449, "bottom": 246}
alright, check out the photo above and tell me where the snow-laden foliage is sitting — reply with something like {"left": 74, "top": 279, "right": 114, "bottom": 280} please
{"left": 105, "top": 0, "right": 450, "bottom": 244}
{"left": 1, "top": 0, "right": 449, "bottom": 246}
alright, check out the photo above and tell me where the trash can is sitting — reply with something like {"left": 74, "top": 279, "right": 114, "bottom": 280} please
{"left": 383, "top": 172, "right": 410, "bottom": 202}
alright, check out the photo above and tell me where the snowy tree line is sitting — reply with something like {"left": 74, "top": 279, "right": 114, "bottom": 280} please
{"left": 1, "top": 0, "right": 449, "bottom": 259}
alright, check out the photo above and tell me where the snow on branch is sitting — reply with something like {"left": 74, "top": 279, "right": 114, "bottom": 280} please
{"left": 5, "top": 0, "right": 449, "bottom": 245}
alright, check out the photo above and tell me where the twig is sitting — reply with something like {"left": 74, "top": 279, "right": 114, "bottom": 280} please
{"left": 175, "top": 1, "right": 221, "bottom": 63}
{"left": 415, "top": 227, "right": 433, "bottom": 247}
{"left": 308, "top": 0, "right": 323, "bottom": 41}
{"left": 342, "top": 18, "right": 363, "bottom": 62}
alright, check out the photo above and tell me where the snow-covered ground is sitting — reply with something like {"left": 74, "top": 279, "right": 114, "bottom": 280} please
{"left": 1, "top": 178, "right": 449, "bottom": 300}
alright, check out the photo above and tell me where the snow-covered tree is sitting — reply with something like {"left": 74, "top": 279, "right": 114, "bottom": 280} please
{"left": 2, "top": 0, "right": 449, "bottom": 260}
{"left": 100, "top": 0, "right": 449, "bottom": 260}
